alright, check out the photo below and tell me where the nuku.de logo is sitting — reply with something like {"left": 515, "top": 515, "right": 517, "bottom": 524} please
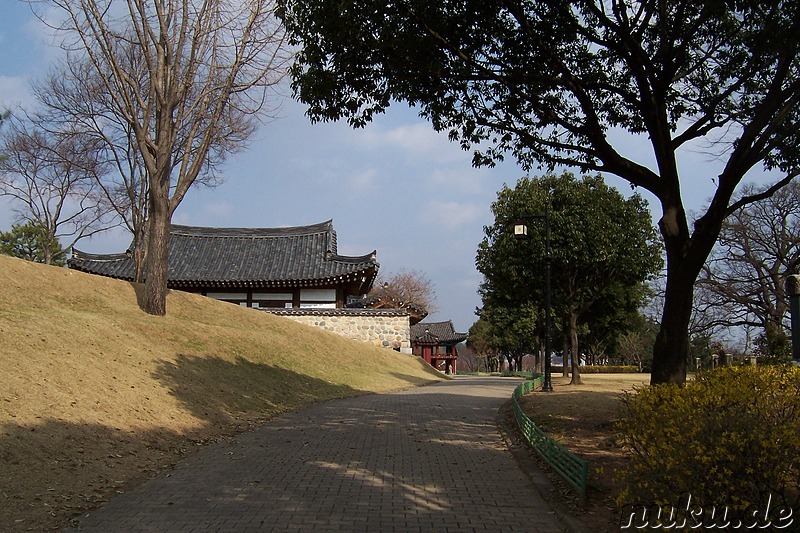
{"left": 619, "top": 493, "right": 794, "bottom": 529}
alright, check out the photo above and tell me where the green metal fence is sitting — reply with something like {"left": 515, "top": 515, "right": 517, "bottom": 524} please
{"left": 511, "top": 378, "right": 589, "bottom": 497}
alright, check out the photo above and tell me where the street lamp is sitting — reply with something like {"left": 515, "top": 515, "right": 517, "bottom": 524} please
{"left": 514, "top": 208, "right": 554, "bottom": 392}
{"left": 787, "top": 274, "right": 800, "bottom": 361}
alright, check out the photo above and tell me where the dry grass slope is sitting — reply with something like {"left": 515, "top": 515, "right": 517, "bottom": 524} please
{"left": 0, "top": 255, "right": 441, "bottom": 531}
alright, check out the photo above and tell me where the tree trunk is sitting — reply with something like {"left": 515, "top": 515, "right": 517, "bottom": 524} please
{"left": 568, "top": 311, "right": 582, "bottom": 385}
{"left": 142, "top": 172, "right": 171, "bottom": 316}
{"left": 561, "top": 331, "right": 569, "bottom": 378}
{"left": 44, "top": 226, "right": 58, "bottom": 266}
{"left": 651, "top": 267, "right": 694, "bottom": 384}
{"left": 132, "top": 222, "right": 148, "bottom": 284}
{"left": 650, "top": 201, "right": 715, "bottom": 384}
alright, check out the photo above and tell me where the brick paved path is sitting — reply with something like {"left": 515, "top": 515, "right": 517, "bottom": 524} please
{"left": 70, "top": 376, "right": 585, "bottom": 532}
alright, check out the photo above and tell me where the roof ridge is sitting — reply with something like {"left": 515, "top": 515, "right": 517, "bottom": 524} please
{"left": 170, "top": 220, "right": 334, "bottom": 238}
{"left": 71, "top": 248, "right": 130, "bottom": 261}
{"left": 326, "top": 250, "right": 378, "bottom": 263}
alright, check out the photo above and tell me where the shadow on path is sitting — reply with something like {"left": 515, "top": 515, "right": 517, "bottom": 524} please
{"left": 71, "top": 377, "right": 581, "bottom": 532}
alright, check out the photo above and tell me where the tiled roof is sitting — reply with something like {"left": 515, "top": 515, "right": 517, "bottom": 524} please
{"left": 410, "top": 320, "right": 468, "bottom": 345}
{"left": 68, "top": 220, "right": 378, "bottom": 290}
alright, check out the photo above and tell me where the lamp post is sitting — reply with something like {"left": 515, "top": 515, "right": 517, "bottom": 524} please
{"left": 514, "top": 208, "right": 554, "bottom": 392}
{"left": 787, "top": 274, "right": 800, "bottom": 361}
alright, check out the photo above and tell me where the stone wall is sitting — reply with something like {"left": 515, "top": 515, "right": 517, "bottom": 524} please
{"left": 260, "top": 308, "right": 412, "bottom": 354}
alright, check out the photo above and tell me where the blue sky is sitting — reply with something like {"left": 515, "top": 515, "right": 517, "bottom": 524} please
{"left": 1, "top": 2, "right": 751, "bottom": 334}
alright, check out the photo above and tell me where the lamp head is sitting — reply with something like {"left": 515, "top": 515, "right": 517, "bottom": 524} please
{"left": 513, "top": 220, "right": 528, "bottom": 239}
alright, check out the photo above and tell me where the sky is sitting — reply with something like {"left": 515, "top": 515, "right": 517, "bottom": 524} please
{"left": 0, "top": 2, "right": 759, "bottom": 335}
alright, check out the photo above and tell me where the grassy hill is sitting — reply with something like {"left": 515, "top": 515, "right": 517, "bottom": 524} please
{"left": 0, "top": 255, "right": 441, "bottom": 531}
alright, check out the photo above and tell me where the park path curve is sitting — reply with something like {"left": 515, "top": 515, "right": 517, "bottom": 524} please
{"left": 70, "top": 376, "right": 584, "bottom": 532}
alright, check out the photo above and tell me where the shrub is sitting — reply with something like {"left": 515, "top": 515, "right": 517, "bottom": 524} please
{"left": 615, "top": 365, "right": 800, "bottom": 516}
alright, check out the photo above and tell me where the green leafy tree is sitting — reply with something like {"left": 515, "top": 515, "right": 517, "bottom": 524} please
{"left": 0, "top": 222, "right": 67, "bottom": 266}
{"left": 468, "top": 308, "right": 538, "bottom": 373}
{"left": 753, "top": 322, "right": 792, "bottom": 364}
{"left": 278, "top": 1, "right": 800, "bottom": 384}
{"left": 482, "top": 303, "right": 540, "bottom": 373}
{"left": 477, "top": 173, "right": 662, "bottom": 384}
{"left": 467, "top": 316, "right": 501, "bottom": 373}
{"left": 467, "top": 307, "right": 537, "bottom": 372}
{"left": 583, "top": 282, "right": 650, "bottom": 366}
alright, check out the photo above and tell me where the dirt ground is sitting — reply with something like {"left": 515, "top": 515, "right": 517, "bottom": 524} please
{"left": 515, "top": 373, "right": 650, "bottom": 530}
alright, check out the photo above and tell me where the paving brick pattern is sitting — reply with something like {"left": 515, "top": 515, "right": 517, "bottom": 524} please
{"left": 70, "top": 376, "right": 581, "bottom": 532}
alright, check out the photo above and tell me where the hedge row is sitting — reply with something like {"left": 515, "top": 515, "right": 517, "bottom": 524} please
{"left": 550, "top": 365, "right": 640, "bottom": 374}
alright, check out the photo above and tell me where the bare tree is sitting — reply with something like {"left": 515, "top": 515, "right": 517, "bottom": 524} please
{"left": 617, "top": 331, "right": 652, "bottom": 372}
{"left": 0, "top": 114, "right": 116, "bottom": 264}
{"left": 695, "top": 182, "right": 800, "bottom": 351}
{"left": 454, "top": 343, "right": 480, "bottom": 373}
{"left": 36, "top": 0, "right": 291, "bottom": 314}
{"left": 34, "top": 48, "right": 243, "bottom": 282}
{"left": 369, "top": 269, "right": 438, "bottom": 317}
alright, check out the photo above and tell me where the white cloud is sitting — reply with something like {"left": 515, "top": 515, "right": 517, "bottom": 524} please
{"left": 346, "top": 168, "right": 377, "bottom": 192}
{"left": 358, "top": 120, "right": 465, "bottom": 165}
{"left": 419, "top": 201, "right": 485, "bottom": 231}
{"left": 0, "top": 76, "right": 35, "bottom": 110}
{"left": 428, "top": 167, "right": 490, "bottom": 195}
{"left": 0, "top": 198, "right": 20, "bottom": 230}
{"left": 203, "top": 201, "right": 234, "bottom": 218}
{"left": 455, "top": 272, "right": 482, "bottom": 291}
{"left": 73, "top": 226, "right": 131, "bottom": 254}
{"left": 171, "top": 211, "right": 193, "bottom": 225}
{"left": 170, "top": 200, "right": 236, "bottom": 227}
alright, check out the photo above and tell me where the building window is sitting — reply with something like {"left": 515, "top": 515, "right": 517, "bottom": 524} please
{"left": 299, "top": 288, "right": 337, "bottom": 308}
{"left": 206, "top": 292, "right": 248, "bottom": 305}
{"left": 253, "top": 292, "right": 292, "bottom": 309}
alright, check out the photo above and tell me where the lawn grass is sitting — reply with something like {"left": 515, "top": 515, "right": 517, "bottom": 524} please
{"left": 0, "top": 255, "right": 442, "bottom": 531}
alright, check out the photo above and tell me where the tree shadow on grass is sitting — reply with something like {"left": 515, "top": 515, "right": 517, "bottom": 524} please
{"left": 0, "top": 356, "right": 365, "bottom": 532}
{"left": 127, "top": 281, "right": 146, "bottom": 311}
{"left": 150, "top": 353, "right": 363, "bottom": 428}
{"left": 0, "top": 418, "right": 194, "bottom": 532}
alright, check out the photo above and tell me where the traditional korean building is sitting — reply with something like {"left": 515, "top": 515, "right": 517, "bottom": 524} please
{"left": 68, "top": 220, "right": 379, "bottom": 309}
{"left": 410, "top": 320, "right": 468, "bottom": 374}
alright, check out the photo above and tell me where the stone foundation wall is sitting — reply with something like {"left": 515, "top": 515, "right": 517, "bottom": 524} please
{"left": 261, "top": 308, "right": 412, "bottom": 354}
